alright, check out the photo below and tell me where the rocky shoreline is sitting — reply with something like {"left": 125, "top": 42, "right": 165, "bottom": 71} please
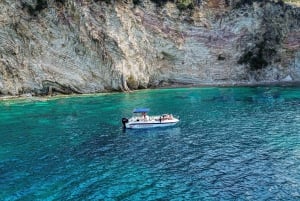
{"left": 1, "top": 80, "right": 299, "bottom": 101}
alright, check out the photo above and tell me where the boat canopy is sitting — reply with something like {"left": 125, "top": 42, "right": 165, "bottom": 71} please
{"left": 133, "top": 108, "right": 150, "bottom": 113}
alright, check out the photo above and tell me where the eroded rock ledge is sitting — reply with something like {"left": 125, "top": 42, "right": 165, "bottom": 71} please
{"left": 0, "top": 0, "right": 299, "bottom": 96}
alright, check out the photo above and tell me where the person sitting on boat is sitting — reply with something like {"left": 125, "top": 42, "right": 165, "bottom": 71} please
{"left": 142, "top": 112, "right": 149, "bottom": 121}
{"left": 162, "top": 114, "right": 168, "bottom": 121}
{"left": 162, "top": 114, "right": 173, "bottom": 120}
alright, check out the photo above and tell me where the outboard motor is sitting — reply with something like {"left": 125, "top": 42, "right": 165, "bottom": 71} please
{"left": 122, "top": 118, "right": 129, "bottom": 128}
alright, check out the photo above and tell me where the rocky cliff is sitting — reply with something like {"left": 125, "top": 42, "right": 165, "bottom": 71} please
{"left": 0, "top": 0, "right": 299, "bottom": 96}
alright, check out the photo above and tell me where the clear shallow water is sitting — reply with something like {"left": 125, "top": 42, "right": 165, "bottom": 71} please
{"left": 1, "top": 87, "right": 300, "bottom": 200}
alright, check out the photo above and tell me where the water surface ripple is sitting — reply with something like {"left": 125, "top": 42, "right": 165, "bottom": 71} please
{"left": 1, "top": 87, "right": 300, "bottom": 200}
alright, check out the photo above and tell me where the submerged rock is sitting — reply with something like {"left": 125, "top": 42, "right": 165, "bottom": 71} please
{"left": 0, "top": 0, "right": 299, "bottom": 96}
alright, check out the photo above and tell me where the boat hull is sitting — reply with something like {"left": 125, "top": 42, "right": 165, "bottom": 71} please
{"left": 125, "top": 118, "right": 179, "bottom": 129}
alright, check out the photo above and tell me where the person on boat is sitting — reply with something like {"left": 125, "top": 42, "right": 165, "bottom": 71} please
{"left": 162, "top": 114, "right": 172, "bottom": 120}
{"left": 142, "top": 112, "right": 148, "bottom": 121}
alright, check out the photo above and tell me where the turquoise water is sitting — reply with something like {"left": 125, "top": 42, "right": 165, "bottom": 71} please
{"left": 1, "top": 87, "right": 300, "bottom": 200}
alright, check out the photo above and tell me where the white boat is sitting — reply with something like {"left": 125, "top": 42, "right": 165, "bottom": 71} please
{"left": 122, "top": 108, "right": 179, "bottom": 129}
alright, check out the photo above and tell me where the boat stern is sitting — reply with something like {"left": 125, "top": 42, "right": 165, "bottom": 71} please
{"left": 121, "top": 117, "right": 129, "bottom": 128}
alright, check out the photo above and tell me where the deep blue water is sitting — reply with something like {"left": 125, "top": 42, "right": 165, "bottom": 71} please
{"left": 1, "top": 87, "right": 300, "bottom": 200}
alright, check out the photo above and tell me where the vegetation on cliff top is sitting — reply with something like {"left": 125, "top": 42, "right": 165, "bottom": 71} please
{"left": 21, "top": 0, "right": 294, "bottom": 16}
{"left": 150, "top": 0, "right": 198, "bottom": 10}
{"left": 21, "top": 0, "right": 48, "bottom": 16}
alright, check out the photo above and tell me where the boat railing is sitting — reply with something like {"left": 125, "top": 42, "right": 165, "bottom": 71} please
{"left": 130, "top": 114, "right": 176, "bottom": 122}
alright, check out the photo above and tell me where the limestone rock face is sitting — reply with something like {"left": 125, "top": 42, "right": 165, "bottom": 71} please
{"left": 0, "top": 0, "right": 299, "bottom": 96}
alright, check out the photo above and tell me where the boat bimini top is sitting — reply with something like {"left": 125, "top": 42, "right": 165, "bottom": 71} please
{"left": 133, "top": 108, "right": 150, "bottom": 113}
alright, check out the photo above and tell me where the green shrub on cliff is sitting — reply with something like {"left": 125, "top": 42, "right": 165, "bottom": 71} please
{"left": 22, "top": 0, "right": 48, "bottom": 16}
{"left": 55, "top": 0, "right": 66, "bottom": 5}
{"left": 150, "top": 0, "right": 170, "bottom": 6}
{"left": 176, "top": 0, "right": 194, "bottom": 11}
{"left": 94, "top": 0, "right": 112, "bottom": 3}
{"left": 150, "top": 0, "right": 194, "bottom": 10}
{"left": 235, "top": 0, "right": 286, "bottom": 8}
